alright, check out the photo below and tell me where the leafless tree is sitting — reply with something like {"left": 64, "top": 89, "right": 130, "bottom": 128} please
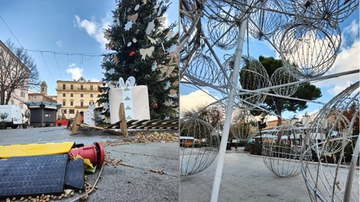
{"left": 0, "top": 40, "right": 40, "bottom": 105}
{"left": 183, "top": 104, "right": 224, "bottom": 130}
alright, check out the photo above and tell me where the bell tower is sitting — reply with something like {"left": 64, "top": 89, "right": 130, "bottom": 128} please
{"left": 40, "top": 81, "right": 48, "bottom": 96}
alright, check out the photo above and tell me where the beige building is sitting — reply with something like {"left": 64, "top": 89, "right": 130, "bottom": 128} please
{"left": 0, "top": 40, "right": 29, "bottom": 114}
{"left": 28, "top": 81, "right": 57, "bottom": 103}
{"left": 56, "top": 77, "right": 103, "bottom": 119}
{"left": 263, "top": 119, "right": 290, "bottom": 130}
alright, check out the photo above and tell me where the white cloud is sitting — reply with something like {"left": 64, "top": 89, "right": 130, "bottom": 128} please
{"left": 66, "top": 63, "right": 84, "bottom": 80}
{"left": 91, "top": 78, "right": 100, "bottom": 82}
{"left": 316, "top": 40, "right": 359, "bottom": 95}
{"left": 74, "top": 15, "right": 110, "bottom": 48}
{"left": 180, "top": 89, "right": 218, "bottom": 117}
{"left": 342, "top": 20, "right": 359, "bottom": 48}
{"left": 56, "top": 40, "right": 62, "bottom": 47}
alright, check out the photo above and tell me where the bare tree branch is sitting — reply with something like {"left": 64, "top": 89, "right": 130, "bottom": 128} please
{"left": 0, "top": 39, "right": 40, "bottom": 105}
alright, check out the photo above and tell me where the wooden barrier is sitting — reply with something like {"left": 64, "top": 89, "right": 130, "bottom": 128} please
{"left": 119, "top": 102, "right": 128, "bottom": 138}
{"left": 70, "top": 110, "right": 83, "bottom": 135}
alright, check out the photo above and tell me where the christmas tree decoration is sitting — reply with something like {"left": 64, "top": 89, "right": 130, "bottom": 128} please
{"left": 164, "top": 81, "right": 171, "bottom": 90}
{"left": 127, "top": 13, "right": 138, "bottom": 23}
{"left": 110, "top": 45, "right": 115, "bottom": 50}
{"left": 109, "top": 76, "right": 150, "bottom": 123}
{"left": 145, "top": 20, "right": 155, "bottom": 35}
{"left": 129, "top": 51, "right": 136, "bottom": 57}
{"left": 152, "top": 103, "right": 158, "bottom": 109}
{"left": 151, "top": 61, "right": 157, "bottom": 71}
{"left": 139, "top": 46, "right": 154, "bottom": 60}
{"left": 124, "top": 21, "right": 133, "bottom": 31}
{"left": 122, "top": 35, "right": 126, "bottom": 45}
{"left": 169, "top": 89, "right": 177, "bottom": 96}
{"left": 102, "top": 82, "right": 106, "bottom": 86}
{"left": 114, "top": 55, "right": 119, "bottom": 64}
{"left": 147, "top": 36, "right": 157, "bottom": 44}
{"left": 108, "top": 68, "right": 115, "bottom": 74}
{"left": 164, "top": 100, "right": 173, "bottom": 107}
{"left": 99, "top": 0, "right": 178, "bottom": 120}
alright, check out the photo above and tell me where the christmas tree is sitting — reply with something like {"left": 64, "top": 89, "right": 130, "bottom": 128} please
{"left": 97, "top": 0, "right": 179, "bottom": 120}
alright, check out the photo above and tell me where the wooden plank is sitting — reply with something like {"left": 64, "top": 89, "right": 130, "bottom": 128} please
{"left": 71, "top": 111, "right": 82, "bottom": 135}
{"left": 119, "top": 102, "right": 128, "bottom": 137}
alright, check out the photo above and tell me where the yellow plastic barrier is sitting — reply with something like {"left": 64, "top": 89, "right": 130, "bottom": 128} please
{"left": 0, "top": 142, "right": 75, "bottom": 158}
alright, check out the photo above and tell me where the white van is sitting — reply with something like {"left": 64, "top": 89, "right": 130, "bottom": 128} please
{"left": 0, "top": 105, "right": 23, "bottom": 129}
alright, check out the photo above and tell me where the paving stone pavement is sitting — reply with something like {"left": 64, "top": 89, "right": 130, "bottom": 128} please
{"left": 180, "top": 148, "right": 311, "bottom": 202}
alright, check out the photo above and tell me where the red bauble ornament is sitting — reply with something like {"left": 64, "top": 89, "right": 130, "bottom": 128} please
{"left": 110, "top": 45, "right": 115, "bottom": 50}
{"left": 152, "top": 103, "right": 158, "bottom": 109}
{"left": 102, "top": 82, "right": 106, "bottom": 86}
{"left": 129, "top": 51, "right": 136, "bottom": 57}
{"left": 118, "top": 3, "right": 121, "bottom": 8}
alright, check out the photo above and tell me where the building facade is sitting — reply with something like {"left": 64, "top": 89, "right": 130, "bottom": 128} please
{"left": 0, "top": 40, "right": 29, "bottom": 114}
{"left": 263, "top": 119, "right": 290, "bottom": 130}
{"left": 28, "top": 81, "right": 57, "bottom": 103}
{"left": 56, "top": 77, "right": 103, "bottom": 119}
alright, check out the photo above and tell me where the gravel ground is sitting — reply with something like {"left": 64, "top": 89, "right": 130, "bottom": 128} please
{"left": 0, "top": 126, "right": 179, "bottom": 202}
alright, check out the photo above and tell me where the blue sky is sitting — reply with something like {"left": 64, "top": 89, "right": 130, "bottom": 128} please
{"left": 0, "top": 0, "right": 179, "bottom": 95}
{"left": 180, "top": 8, "right": 359, "bottom": 120}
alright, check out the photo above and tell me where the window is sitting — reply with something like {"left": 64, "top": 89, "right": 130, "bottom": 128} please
{"left": 63, "top": 93, "right": 66, "bottom": 97}
{"left": 90, "top": 85, "right": 93, "bottom": 90}
{"left": 81, "top": 85, "right": 83, "bottom": 90}
{"left": 80, "top": 101, "right": 84, "bottom": 107}
{"left": 42, "top": 87, "right": 44, "bottom": 92}
{"left": 20, "top": 91, "right": 25, "bottom": 98}
{"left": 70, "top": 101, "right": 73, "bottom": 106}
{"left": 80, "top": 94, "right": 83, "bottom": 97}
{"left": 71, "top": 84, "right": 73, "bottom": 90}
{"left": 11, "top": 100, "right": 14, "bottom": 105}
{"left": 62, "top": 84, "right": 66, "bottom": 90}
{"left": 63, "top": 101, "right": 66, "bottom": 106}
{"left": 70, "top": 93, "right": 73, "bottom": 97}
{"left": 69, "top": 109, "right": 75, "bottom": 114}
{"left": 63, "top": 109, "right": 67, "bottom": 114}
{"left": 90, "top": 94, "right": 93, "bottom": 98}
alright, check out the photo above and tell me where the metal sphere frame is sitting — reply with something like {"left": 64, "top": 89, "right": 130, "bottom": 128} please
{"left": 180, "top": 116, "right": 220, "bottom": 176}
{"left": 301, "top": 81, "right": 359, "bottom": 202}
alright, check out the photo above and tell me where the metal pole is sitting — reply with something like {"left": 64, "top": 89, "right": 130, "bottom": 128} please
{"left": 210, "top": 18, "right": 248, "bottom": 202}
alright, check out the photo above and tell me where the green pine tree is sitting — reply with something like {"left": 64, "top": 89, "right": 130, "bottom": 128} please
{"left": 97, "top": 0, "right": 179, "bottom": 120}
